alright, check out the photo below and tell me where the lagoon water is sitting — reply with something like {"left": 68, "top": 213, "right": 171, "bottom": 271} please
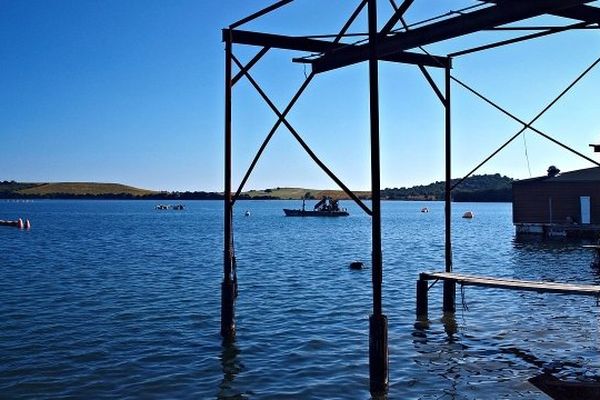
{"left": 0, "top": 200, "right": 598, "bottom": 399}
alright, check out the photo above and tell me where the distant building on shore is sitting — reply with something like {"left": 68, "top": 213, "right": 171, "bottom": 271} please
{"left": 512, "top": 166, "right": 600, "bottom": 238}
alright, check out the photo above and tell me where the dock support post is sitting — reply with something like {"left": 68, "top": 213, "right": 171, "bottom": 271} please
{"left": 367, "top": 0, "right": 388, "bottom": 395}
{"left": 416, "top": 277, "right": 428, "bottom": 319}
{"left": 443, "top": 60, "right": 456, "bottom": 313}
{"left": 221, "top": 34, "right": 236, "bottom": 339}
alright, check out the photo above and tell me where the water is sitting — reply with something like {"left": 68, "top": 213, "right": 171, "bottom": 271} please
{"left": 0, "top": 200, "right": 598, "bottom": 399}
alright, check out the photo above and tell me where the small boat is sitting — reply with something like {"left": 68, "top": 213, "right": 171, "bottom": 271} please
{"left": 155, "top": 204, "right": 169, "bottom": 210}
{"left": 284, "top": 196, "right": 349, "bottom": 217}
{"left": 462, "top": 211, "right": 474, "bottom": 219}
{"left": 172, "top": 204, "right": 184, "bottom": 210}
{"left": 421, "top": 207, "right": 429, "bottom": 213}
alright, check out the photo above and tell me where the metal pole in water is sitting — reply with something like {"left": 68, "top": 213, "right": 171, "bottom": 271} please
{"left": 443, "top": 61, "right": 456, "bottom": 313}
{"left": 367, "top": 0, "right": 388, "bottom": 394}
{"left": 221, "top": 33, "right": 236, "bottom": 338}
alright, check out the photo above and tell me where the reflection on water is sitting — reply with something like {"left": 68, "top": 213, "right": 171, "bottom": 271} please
{"left": 441, "top": 313, "right": 458, "bottom": 340}
{"left": 218, "top": 339, "right": 246, "bottom": 400}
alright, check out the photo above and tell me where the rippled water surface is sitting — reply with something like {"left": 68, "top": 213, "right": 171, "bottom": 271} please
{"left": 0, "top": 200, "right": 598, "bottom": 399}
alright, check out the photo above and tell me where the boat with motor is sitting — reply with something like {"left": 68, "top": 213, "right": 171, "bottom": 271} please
{"left": 283, "top": 196, "right": 349, "bottom": 217}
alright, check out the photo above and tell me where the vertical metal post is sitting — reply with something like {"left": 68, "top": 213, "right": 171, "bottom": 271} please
{"left": 416, "top": 277, "right": 429, "bottom": 319}
{"left": 443, "top": 60, "right": 456, "bottom": 313}
{"left": 221, "top": 34, "right": 236, "bottom": 338}
{"left": 367, "top": 0, "right": 388, "bottom": 395}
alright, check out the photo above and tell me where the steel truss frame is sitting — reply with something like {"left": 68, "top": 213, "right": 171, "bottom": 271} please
{"left": 221, "top": 0, "right": 599, "bottom": 394}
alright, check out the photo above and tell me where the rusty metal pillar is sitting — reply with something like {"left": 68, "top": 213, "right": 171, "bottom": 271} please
{"left": 443, "top": 60, "right": 456, "bottom": 314}
{"left": 221, "top": 34, "right": 236, "bottom": 338}
{"left": 367, "top": 0, "right": 388, "bottom": 395}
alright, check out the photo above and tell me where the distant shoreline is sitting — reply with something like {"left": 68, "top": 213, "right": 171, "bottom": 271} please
{"left": 1, "top": 174, "right": 514, "bottom": 202}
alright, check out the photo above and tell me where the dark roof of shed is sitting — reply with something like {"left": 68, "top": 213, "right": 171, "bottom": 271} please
{"left": 513, "top": 166, "right": 600, "bottom": 185}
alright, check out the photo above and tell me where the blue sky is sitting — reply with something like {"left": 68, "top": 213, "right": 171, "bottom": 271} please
{"left": 1, "top": 0, "right": 599, "bottom": 191}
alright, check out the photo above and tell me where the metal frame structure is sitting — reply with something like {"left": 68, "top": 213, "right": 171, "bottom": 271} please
{"left": 221, "top": 0, "right": 599, "bottom": 395}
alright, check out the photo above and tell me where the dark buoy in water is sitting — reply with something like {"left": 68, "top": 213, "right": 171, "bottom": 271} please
{"left": 349, "top": 261, "right": 364, "bottom": 270}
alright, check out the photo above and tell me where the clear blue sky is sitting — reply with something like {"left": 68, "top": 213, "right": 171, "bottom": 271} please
{"left": 1, "top": 0, "right": 599, "bottom": 191}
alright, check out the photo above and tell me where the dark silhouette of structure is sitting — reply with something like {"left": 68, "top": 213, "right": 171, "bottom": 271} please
{"left": 221, "top": 0, "right": 600, "bottom": 394}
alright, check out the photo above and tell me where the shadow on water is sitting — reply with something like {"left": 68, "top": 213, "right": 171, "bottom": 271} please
{"left": 217, "top": 339, "right": 247, "bottom": 400}
{"left": 501, "top": 347, "right": 600, "bottom": 400}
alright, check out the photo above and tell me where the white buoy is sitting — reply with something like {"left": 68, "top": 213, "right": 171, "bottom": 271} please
{"left": 17, "top": 218, "right": 24, "bottom": 229}
{"left": 25, "top": 219, "right": 31, "bottom": 230}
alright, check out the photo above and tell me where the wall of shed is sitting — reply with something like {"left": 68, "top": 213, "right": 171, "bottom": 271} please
{"left": 512, "top": 182, "right": 600, "bottom": 224}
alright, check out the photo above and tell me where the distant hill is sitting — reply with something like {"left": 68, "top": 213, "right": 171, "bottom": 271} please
{"left": 0, "top": 181, "right": 157, "bottom": 199}
{"left": 0, "top": 174, "right": 514, "bottom": 201}
{"left": 382, "top": 174, "right": 513, "bottom": 202}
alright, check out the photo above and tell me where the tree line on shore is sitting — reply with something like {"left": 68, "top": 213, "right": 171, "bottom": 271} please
{"left": 0, "top": 173, "right": 514, "bottom": 202}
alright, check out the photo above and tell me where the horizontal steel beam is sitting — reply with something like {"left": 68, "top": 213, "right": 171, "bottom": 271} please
{"left": 550, "top": 5, "right": 600, "bottom": 23}
{"left": 225, "top": 29, "right": 450, "bottom": 69}
{"left": 311, "top": 0, "right": 593, "bottom": 73}
{"left": 224, "top": 28, "right": 344, "bottom": 53}
{"left": 296, "top": 51, "right": 450, "bottom": 70}
{"left": 481, "top": 1, "right": 600, "bottom": 24}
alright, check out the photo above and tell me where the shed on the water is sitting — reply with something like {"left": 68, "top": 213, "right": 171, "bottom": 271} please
{"left": 512, "top": 166, "right": 600, "bottom": 237}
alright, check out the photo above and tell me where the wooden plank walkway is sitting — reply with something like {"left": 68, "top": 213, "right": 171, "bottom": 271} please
{"left": 420, "top": 272, "right": 600, "bottom": 297}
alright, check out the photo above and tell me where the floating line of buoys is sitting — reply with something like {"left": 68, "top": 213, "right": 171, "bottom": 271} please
{"left": 0, "top": 218, "right": 31, "bottom": 229}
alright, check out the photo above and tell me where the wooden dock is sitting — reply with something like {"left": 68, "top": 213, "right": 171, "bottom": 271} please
{"left": 417, "top": 272, "right": 600, "bottom": 318}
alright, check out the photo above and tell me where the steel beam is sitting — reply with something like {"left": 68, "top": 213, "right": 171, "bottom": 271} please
{"left": 224, "top": 28, "right": 343, "bottom": 53}
{"left": 305, "top": 50, "right": 450, "bottom": 71}
{"left": 481, "top": 1, "right": 600, "bottom": 24}
{"left": 380, "top": 0, "right": 414, "bottom": 35}
{"left": 221, "top": 36, "right": 235, "bottom": 339}
{"left": 230, "top": 0, "right": 294, "bottom": 29}
{"left": 443, "top": 62, "right": 455, "bottom": 314}
{"left": 367, "top": 0, "right": 388, "bottom": 396}
{"left": 232, "top": 47, "right": 270, "bottom": 86}
{"left": 551, "top": 4, "right": 600, "bottom": 23}
{"left": 450, "top": 22, "right": 589, "bottom": 57}
{"left": 224, "top": 29, "right": 450, "bottom": 69}
{"left": 312, "top": 0, "right": 593, "bottom": 73}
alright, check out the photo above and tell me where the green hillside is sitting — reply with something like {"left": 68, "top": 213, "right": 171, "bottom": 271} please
{"left": 382, "top": 174, "right": 513, "bottom": 202}
{"left": 0, "top": 181, "right": 157, "bottom": 198}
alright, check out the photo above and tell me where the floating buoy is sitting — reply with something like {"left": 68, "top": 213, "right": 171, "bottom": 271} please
{"left": 349, "top": 261, "right": 364, "bottom": 270}
{"left": 17, "top": 218, "right": 24, "bottom": 229}
{"left": 421, "top": 207, "right": 429, "bottom": 213}
{"left": 462, "top": 211, "right": 474, "bottom": 219}
{"left": 24, "top": 219, "right": 31, "bottom": 230}
{"left": 245, "top": 210, "right": 250, "bottom": 216}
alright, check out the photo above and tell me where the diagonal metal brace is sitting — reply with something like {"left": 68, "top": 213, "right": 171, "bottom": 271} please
{"left": 232, "top": 72, "right": 315, "bottom": 205}
{"left": 231, "top": 54, "right": 373, "bottom": 216}
{"left": 232, "top": 47, "right": 270, "bottom": 86}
